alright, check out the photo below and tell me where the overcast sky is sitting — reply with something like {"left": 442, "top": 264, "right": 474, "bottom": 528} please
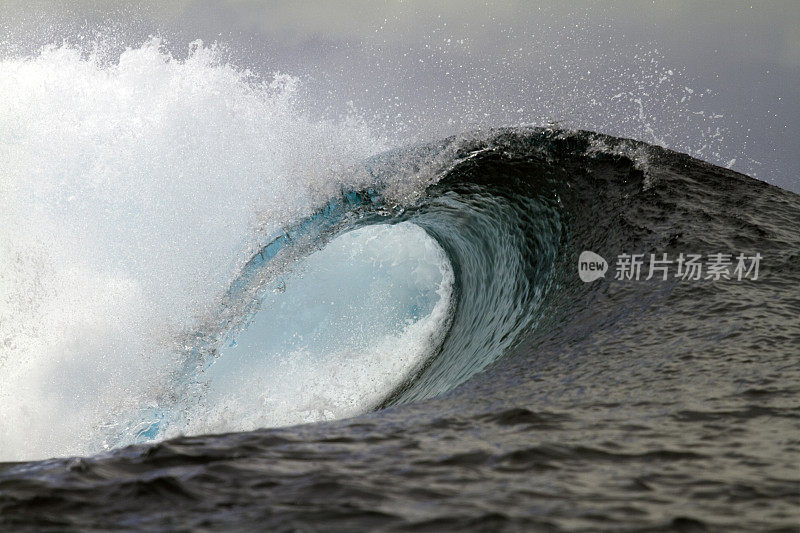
{"left": 2, "top": 1, "right": 798, "bottom": 192}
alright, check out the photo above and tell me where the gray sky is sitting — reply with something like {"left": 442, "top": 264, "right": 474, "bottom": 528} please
{"left": 3, "top": 1, "right": 799, "bottom": 192}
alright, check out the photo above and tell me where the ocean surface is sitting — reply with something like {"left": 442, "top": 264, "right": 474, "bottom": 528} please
{"left": 1, "top": 41, "right": 799, "bottom": 532}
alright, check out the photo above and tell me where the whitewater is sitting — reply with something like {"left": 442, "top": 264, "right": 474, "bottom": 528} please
{"left": 0, "top": 39, "right": 434, "bottom": 460}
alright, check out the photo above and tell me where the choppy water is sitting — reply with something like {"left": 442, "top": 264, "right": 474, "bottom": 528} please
{"left": 1, "top": 41, "right": 799, "bottom": 532}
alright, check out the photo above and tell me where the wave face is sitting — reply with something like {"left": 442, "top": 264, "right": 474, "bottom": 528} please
{"left": 131, "top": 135, "right": 569, "bottom": 445}
{"left": 2, "top": 41, "right": 800, "bottom": 531}
{"left": 0, "top": 41, "right": 578, "bottom": 459}
{"left": 0, "top": 40, "right": 568, "bottom": 459}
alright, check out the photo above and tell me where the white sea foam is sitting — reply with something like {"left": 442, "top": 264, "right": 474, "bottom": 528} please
{"left": 0, "top": 39, "right": 410, "bottom": 461}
